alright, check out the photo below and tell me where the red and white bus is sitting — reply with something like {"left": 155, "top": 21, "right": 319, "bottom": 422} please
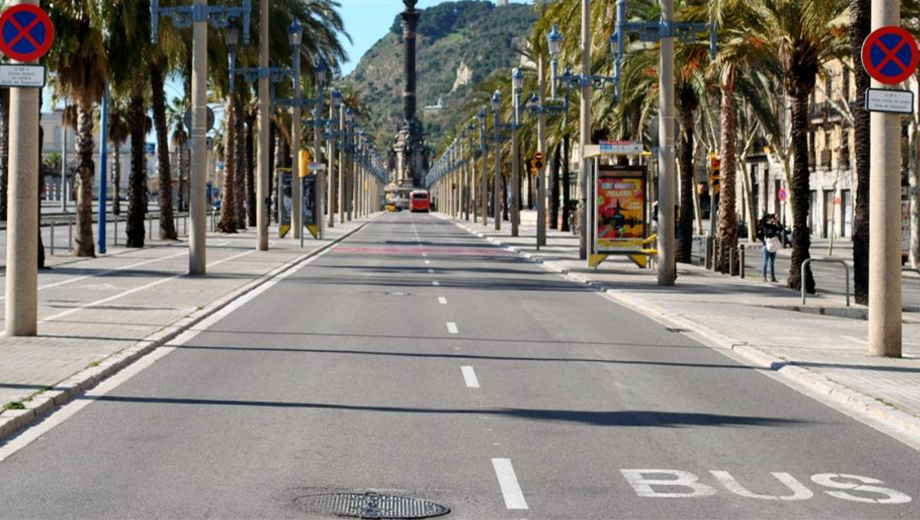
{"left": 410, "top": 190, "right": 430, "bottom": 213}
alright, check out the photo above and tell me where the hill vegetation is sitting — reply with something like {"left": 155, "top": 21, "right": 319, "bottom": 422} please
{"left": 347, "top": 1, "right": 536, "bottom": 150}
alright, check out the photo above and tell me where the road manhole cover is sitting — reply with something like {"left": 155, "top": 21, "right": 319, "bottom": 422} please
{"left": 293, "top": 491, "right": 450, "bottom": 519}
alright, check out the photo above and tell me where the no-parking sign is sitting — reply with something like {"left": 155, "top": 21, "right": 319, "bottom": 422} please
{"left": 0, "top": 5, "right": 53, "bottom": 63}
{"left": 862, "top": 26, "right": 919, "bottom": 85}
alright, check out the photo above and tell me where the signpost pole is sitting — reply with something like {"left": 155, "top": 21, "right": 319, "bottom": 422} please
{"left": 537, "top": 54, "right": 548, "bottom": 248}
{"left": 188, "top": 0, "right": 208, "bottom": 272}
{"left": 4, "top": 0, "right": 49, "bottom": 336}
{"left": 256, "top": 0, "right": 269, "bottom": 251}
{"left": 868, "top": 4, "right": 903, "bottom": 357}
{"left": 657, "top": 0, "right": 677, "bottom": 286}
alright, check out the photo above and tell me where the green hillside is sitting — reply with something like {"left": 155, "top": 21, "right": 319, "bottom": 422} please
{"left": 347, "top": 1, "right": 537, "bottom": 152}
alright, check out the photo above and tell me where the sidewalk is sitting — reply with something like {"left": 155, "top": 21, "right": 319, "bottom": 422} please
{"left": 0, "top": 214, "right": 379, "bottom": 439}
{"left": 446, "top": 213, "right": 920, "bottom": 440}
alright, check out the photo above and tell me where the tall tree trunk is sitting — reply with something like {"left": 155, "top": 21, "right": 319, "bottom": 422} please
{"left": 74, "top": 101, "right": 96, "bottom": 257}
{"left": 126, "top": 86, "right": 147, "bottom": 248}
{"left": 177, "top": 140, "right": 186, "bottom": 213}
{"left": 677, "top": 85, "right": 697, "bottom": 264}
{"left": 271, "top": 121, "right": 279, "bottom": 223}
{"left": 562, "top": 135, "right": 571, "bottom": 232}
{"left": 0, "top": 89, "right": 9, "bottom": 221}
{"left": 717, "top": 72, "right": 740, "bottom": 274}
{"left": 851, "top": 0, "right": 870, "bottom": 304}
{"left": 550, "top": 143, "right": 560, "bottom": 229}
{"left": 217, "top": 97, "right": 238, "bottom": 233}
{"left": 911, "top": 119, "right": 919, "bottom": 269}
{"left": 244, "top": 111, "right": 255, "bottom": 227}
{"left": 788, "top": 88, "right": 816, "bottom": 293}
{"left": 151, "top": 60, "right": 177, "bottom": 239}
{"left": 37, "top": 117, "right": 44, "bottom": 268}
{"left": 112, "top": 145, "right": 120, "bottom": 216}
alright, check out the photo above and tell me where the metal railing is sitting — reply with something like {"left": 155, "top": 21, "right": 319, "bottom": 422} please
{"left": 801, "top": 258, "right": 850, "bottom": 307}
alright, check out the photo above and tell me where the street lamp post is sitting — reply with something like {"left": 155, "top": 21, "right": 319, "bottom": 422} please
{"left": 151, "top": 0, "right": 251, "bottom": 272}
{"left": 288, "top": 20, "right": 303, "bottom": 240}
{"left": 511, "top": 67, "right": 524, "bottom": 237}
{"left": 467, "top": 123, "right": 475, "bottom": 222}
{"left": 479, "top": 107, "right": 488, "bottom": 227}
{"left": 491, "top": 91, "right": 502, "bottom": 230}
{"left": 327, "top": 89, "right": 342, "bottom": 228}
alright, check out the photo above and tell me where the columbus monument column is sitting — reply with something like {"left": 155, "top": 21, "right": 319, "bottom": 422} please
{"left": 390, "top": 0, "right": 427, "bottom": 189}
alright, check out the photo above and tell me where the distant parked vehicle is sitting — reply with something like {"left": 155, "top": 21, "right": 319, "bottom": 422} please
{"left": 409, "top": 190, "right": 430, "bottom": 213}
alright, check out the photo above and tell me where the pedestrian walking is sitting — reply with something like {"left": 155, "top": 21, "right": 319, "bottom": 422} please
{"left": 759, "top": 214, "right": 781, "bottom": 282}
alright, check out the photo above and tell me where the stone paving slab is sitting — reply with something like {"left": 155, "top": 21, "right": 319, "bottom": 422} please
{"left": 0, "top": 215, "right": 378, "bottom": 435}
{"left": 445, "top": 213, "right": 920, "bottom": 439}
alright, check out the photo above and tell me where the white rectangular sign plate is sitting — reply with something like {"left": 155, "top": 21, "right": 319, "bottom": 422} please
{"left": 865, "top": 88, "right": 914, "bottom": 114}
{"left": 308, "top": 163, "right": 327, "bottom": 171}
{"left": 599, "top": 140, "right": 644, "bottom": 155}
{"left": 0, "top": 64, "right": 46, "bottom": 88}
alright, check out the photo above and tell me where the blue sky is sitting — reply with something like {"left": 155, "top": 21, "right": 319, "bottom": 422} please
{"left": 339, "top": 0, "right": 532, "bottom": 75}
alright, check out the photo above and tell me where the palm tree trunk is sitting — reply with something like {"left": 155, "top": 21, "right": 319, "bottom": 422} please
{"left": 677, "top": 87, "right": 697, "bottom": 264}
{"left": 0, "top": 88, "right": 10, "bottom": 221}
{"left": 177, "top": 141, "right": 186, "bottom": 213}
{"left": 788, "top": 89, "right": 816, "bottom": 293}
{"left": 126, "top": 86, "right": 147, "bottom": 248}
{"left": 550, "top": 143, "right": 560, "bottom": 229}
{"left": 562, "top": 135, "right": 571, "bottom": 232}
{"left": 851, "top": 0, "right": 870, "bottom": 304}
{"left": 37, "top": 118, "right": 44, "bottom": 268}
{"left": 74, "top": 101, "right": 96, "bottom": 257}
{"left": 717, "top": 74, "right": 739, "bottom": 274}
{"left": 151, "top": 60, "right": 177, "bottom": 240}
{"left": 243, "top": 111, "right": 254, "bottom": 228}
{"left": 218, "top": 97, "right": 238, "bottom": 233}
{"left": 112, "top": 147, "right": 120, "bottom": 216}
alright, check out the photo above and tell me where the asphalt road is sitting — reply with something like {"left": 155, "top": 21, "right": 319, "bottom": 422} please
{"left": 1, "top": 212, "right": 919, "bottom": 518}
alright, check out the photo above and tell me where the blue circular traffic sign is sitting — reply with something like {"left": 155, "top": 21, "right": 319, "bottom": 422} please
{"left": 0, "top": 5, "right": 53, "bottom": 63}
{"left": 862, "top": 26, "right": 919, "bottom": 85}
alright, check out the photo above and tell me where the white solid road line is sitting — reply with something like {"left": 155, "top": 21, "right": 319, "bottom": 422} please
{"left": 0, "top": 245, "right": 335, "bottom": 464}
{"left": 432, "top": 280, "right": 440, "bottom": 286}
{"left": 1, "top": 250, "right": 188, "bottom": 301}
{"left": 41, "top": 250, "right": 256, "bottom": 323}
{"left": 461, "top": 366, "right": 480, "bottom": 388}
{"left": 438, "top": 297, "right": 448, "bottom": 305}
{"left": 492, "top": 458, "right": 529, "bottom": 510}
{"left": 447, "top": 322, "right": 459, "bottom": 334}
{"left": 424, "top": 260, "right": 431, "bottom": 264}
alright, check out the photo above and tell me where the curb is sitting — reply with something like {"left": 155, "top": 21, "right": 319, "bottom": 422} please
{"left": 0, "top": 217, "right": 376, "bottom": 442}
{"left": 444, "top": 216, "right": 920, "bottom": 441}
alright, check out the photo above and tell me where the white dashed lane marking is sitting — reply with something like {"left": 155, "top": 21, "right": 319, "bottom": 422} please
{"left": 438, "top": 297, "right": 448, "bottom": 305}
{"left": 447, "top": 322, "right": 459, "bottom": 334}
{"left": 461, "top": 366, "right": 480, "bottom": 388}
{"left": 492, "top": 458, "right": 529, "bottom": 510}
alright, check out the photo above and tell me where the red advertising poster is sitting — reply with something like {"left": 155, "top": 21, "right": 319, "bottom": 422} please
{"left": 597, "top": 167, "right": 646, "bottom": 252}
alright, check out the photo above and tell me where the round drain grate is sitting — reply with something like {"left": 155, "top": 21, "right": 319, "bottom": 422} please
{"left": 294, "top": 491, "right": 450, "bottom": 519}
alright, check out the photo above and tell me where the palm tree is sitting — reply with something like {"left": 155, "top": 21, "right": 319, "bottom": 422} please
{"left": 850, "top": 0, "right": 870, "bottom": 304}
{"left": 217, "top": 97, "right": 239, "bottom": 233}
{"left": 708, "top": 0, "right": 772, "bottom": 272}
{"left": 126, "top": 89, "right": 153, "bottom": 247}
{"left": 167, "top": 95, "right": 189, "bottom": 213}
{"left": 107, "top": 99, "right": 129, "bottom": 216}
{"left": 761, "top": 0, "right": 847, "bottom": 293}
{"left": 48, "top": 1, "right": 109, "bottom": 257}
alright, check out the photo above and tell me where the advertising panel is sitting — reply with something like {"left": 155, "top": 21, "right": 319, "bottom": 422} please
{"left": 302, "top": 175, "right": 319, "bottom": 239}
{"left": 279, "top": 172, "right": 292, "bottom": 238}
{"left": 596, "top": 165, "right": 647, "bottom": 254}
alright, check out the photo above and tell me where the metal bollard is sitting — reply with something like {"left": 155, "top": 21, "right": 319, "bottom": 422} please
{"left": 114, "top": 218, "right": 118, "bottom": 246}
{"left": 148, "top": 215, "right": 153, "bottom": 239}
{"left": 729, "top": 246, "right": 735, "bottom": 276}
{"left": 740, "top": 245, "right": 745, "bottom": 279}
{"left": 49, "top": 222, "right": 54, "bottom": 255}
{"left": 68, "top": 221, "right": 73, "bottom": 252}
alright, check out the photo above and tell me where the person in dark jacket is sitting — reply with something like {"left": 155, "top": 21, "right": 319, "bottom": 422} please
{"left": 759, "top": 214, "right": 782, "bottom": 282}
